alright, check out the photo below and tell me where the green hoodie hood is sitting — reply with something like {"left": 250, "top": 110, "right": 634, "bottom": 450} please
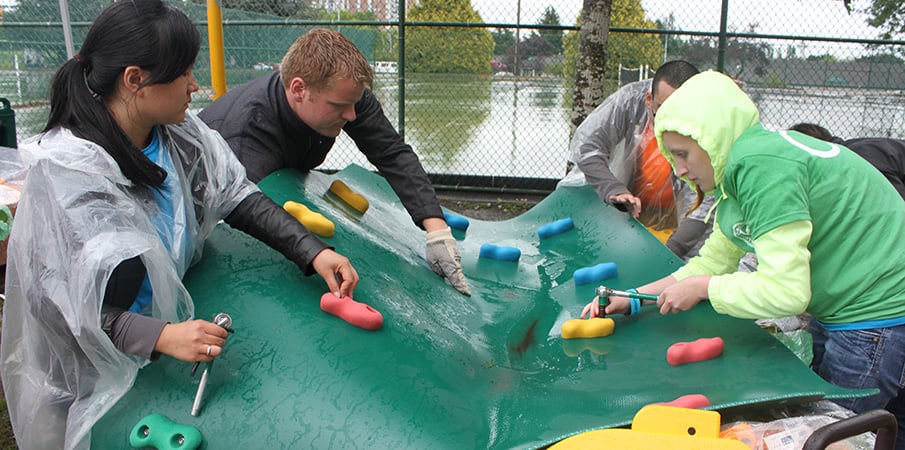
{"left": 654, "top": 71, "right": 760, "bottom": 194}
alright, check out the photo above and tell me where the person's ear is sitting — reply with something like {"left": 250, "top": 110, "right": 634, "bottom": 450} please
{"left": 644, "top": 91, "right": 652, "bottom": 110}
{"left": 288, "top": 77, "right": 308, "bottom": 102}
{"left": 122, "top": 66, "right": 144, "bottom": 93}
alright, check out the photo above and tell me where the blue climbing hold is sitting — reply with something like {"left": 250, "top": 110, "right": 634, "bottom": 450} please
{"left": 573, "top": 262, "right": 618, "bottom": 285}
{"left": 444, "top": 212, "right": 470, "bottom": 231}
{"left": 479, "top": 243, "right": 521, "bottom": 262}
{"left": 538, "top": 217, "right": 574, "bottom": 239}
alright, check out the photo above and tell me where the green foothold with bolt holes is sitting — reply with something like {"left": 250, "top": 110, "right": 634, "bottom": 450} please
{"left": 129, "top": 414, "right": 202, "bottom": 450}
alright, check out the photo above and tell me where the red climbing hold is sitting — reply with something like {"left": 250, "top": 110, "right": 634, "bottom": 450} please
{"left": 320, "top": 292, "right": 383, "bottom": 330}
{"left": 667, "top": 337, "right": 724, "bottom": 366}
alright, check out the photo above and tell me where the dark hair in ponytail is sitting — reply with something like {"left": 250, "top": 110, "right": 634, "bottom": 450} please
{"left": 45, "top": 0, "right": 201, "bottom": 189}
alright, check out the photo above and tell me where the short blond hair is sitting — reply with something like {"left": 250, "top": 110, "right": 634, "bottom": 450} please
{"left": 280, "top": 28, "right": 373, "bottom": 91}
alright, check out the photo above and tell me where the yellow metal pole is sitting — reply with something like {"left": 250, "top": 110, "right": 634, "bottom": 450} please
{"left": 207, "top": 0, "right": 226, "bottom": 99}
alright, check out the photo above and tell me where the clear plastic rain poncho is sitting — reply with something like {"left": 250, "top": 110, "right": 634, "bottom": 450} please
{"left": 558, "top": 79, "right": 700, "bottom": 232}
{"left": 0, "top": 112, "right": 258, "bottom": 449}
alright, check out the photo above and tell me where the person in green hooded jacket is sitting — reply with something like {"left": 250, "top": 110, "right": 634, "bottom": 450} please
{"left": 581, "top": 70, "right": 905, "bottom": 446}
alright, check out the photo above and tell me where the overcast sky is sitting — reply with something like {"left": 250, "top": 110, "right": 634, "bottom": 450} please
{"left": 471, "top": 0, "right": 878, "bottom": 40}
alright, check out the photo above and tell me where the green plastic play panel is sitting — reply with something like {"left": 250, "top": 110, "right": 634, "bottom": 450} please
{"left": 92, "top": 165, "right": 868, "bottom": 449}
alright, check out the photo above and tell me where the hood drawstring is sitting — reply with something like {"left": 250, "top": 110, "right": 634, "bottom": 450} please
{"left": 704, "top": 186, "right": 727, "bottom": 223}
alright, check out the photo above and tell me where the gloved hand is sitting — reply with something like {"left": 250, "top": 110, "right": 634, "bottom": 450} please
{"left": 426, "top": 228, "right": 471, "bottom": 296}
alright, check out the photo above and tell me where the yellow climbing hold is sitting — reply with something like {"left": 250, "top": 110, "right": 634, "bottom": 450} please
{"left": 329, "top": 180, "right": 369, "bottom": 214}
{"left": 284, "top": 201, "right": 335, "bottom": 237}
{"left": 561, "top": 317, "right": 615, "bottom": 339}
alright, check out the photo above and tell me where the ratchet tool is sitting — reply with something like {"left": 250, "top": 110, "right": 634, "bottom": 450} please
{"left": 191, "top": 312, "right": 234, "bottom": 417}
{"left": 594, "top": 285, "right": 659, "bottom": 316}
{"left": 595, "top": 286, "right": 659, "bottom": 302}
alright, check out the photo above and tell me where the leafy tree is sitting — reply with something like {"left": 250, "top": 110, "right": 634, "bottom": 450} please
{"left": 606, "top": 0, "right": 662, "bottom": 79}
{"left": 374, "top": 27, "right": 399, "bottom": 62}
{"left": 406, "top": 0, "right": 493, "bottom": 74}
{"left": 784, "top": 44, "right": 798, "bottom": 59}
{"left": 671, "top": 24, "right": 772, "bottom": 79}
{"left": 492, "top": 28, "right": 516, "bottom": 56}
{"left": 763, "top": 72, "right": 786, "bottom": 88}
{"left": 502, "top": 34, "right": 554, "bottom": 74}
{"left": 312, "top": 8, "right": 378, "bottom": 22}
{"left": 845, "top": 0, "right": 905, "bottom": 40}
{"left": 6, "top": 0, "right": 107, "bottom": 21}
{"left": 562, "top": 14, "right": 580, "bottom": 84}
{"left": 307, "top": 8, "right": 389, "bottom": 61}
{"left": 198, "top": 0, "right": 316, "bottom": 19}
{"left": 536, "top": 6, "right": 563, "bottom": 53}
{"left": 563, "top": 0, "right": 662, "bottom": 92}
{"left": 5, "top": 0, "right": 109, "bottom": 65}
{"left": 807, "top": 54, "right": 838, "bottom": 62}
{"left": 655, "top": 13, "right": 681, "bottom": 62}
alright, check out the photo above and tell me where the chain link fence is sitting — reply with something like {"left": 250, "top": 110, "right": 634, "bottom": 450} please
{"left": 0, "top": 0, "right": 902, "bottom": 192}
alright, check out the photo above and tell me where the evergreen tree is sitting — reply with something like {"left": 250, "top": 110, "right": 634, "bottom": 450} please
{"left": 536, "top": 6, "right": 563, "bottom": 53}
{"left": 492, "top": 28, "right": 516, "bottom": 56}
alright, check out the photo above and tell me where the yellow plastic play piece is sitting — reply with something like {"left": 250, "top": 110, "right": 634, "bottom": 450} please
{"left": 550, "top": 405, "right": 749, "bottom": 449}
{"left": 328, "top": 180, "right": 369, "bottom": 214}
{"left": 283, "top": 201, "right": 335, "bottom": 237}
{"left": 646, "top": 226, "right": 674, "bottom": 245}
{"left": 561, "top": 318, "right": 615, "bottom": 339}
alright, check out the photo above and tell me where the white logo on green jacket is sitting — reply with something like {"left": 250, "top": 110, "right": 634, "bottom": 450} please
{"left": 779, "top": 131, "right": 841, "bottom": 158}
{"left": 732, "top": 221, "right": 754, "bottom": 248}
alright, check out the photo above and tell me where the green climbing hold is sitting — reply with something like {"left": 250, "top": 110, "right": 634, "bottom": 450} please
{"left": 129, "top": 413, "right": 202, "bottom": 450}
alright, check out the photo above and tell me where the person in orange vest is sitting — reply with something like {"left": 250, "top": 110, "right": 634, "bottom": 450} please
{"left": 559, "top": 60, "right": 714, "bottom": 260}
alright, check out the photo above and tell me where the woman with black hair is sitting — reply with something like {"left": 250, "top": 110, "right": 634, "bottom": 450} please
{"left": 0, "top": 1, "right": 358, "bottom": 448}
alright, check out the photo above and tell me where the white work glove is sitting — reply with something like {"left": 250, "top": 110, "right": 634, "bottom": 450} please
{"left": 426, "top": 228, "right": 471, "bottom": 296}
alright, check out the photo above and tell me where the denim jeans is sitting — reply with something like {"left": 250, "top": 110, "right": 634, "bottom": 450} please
{"left": 809, "top": 321, "right": 905, "bottom": 449}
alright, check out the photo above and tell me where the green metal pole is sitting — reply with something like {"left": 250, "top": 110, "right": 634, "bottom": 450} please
{"left": 717, "top": 0, "right": 729, "bottom": 73}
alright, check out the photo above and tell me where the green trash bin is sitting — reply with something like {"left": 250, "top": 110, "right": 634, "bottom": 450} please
{"left": 0, "top": 98, "right": 16, "bottom": 149}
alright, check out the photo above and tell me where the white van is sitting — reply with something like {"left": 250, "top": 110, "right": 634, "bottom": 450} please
{"left": 373, "top": 61, "right": 397, "bottom": 73}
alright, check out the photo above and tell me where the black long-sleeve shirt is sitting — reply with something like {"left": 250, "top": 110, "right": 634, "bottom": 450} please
{"left": 844, "top": 137, "right": 905, "bottom": 201}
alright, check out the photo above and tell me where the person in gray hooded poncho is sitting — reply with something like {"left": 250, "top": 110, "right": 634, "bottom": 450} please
{"left": 0, "top": 1, "right": 359, "bottom": 448}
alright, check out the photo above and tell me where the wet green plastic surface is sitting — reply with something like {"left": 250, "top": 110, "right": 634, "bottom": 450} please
{"left": 92, "top": 165, "right": 867, "bottom": 449}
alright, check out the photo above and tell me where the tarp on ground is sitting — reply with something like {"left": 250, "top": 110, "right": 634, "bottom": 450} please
{"left": 92, "top": 164, "right": 868, "bottom": 449}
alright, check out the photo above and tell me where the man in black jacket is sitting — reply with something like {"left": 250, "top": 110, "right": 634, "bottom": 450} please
{"left": 200, "top": 28, "right": 470, "bottom": 296}
{"left": 790, "top": 123, "right": 905, "bottom": 200}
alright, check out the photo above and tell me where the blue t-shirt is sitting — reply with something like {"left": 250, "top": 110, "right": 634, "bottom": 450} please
{"left": 129, "top": 129, "right": 184, "bottom": 313}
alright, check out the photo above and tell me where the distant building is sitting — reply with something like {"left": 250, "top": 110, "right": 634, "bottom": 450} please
{"left": 313, "top": 0, "right": 416, "bottom": 21}
{"left": 740, "top": 59, "right": 905, "bottom": 90}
